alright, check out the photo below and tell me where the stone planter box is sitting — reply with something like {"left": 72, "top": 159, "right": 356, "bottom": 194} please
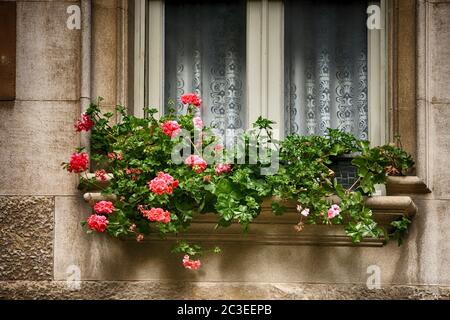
{"left": 83, "top": 184, "right": 417, "bottom": 247}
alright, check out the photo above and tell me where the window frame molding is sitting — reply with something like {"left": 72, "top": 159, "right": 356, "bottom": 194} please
{"left": 133, "top": 0, "right": 147, "bottom": 118}
{"left": 246, "top": 0, "right": 284, "bottom": 137}
{"left": 368, "top": 0, "right": 388, "bottom": 146}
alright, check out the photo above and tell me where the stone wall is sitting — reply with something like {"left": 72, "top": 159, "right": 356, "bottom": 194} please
{"left": 0, "top": 0, "right": 81, "bottom": 289}
{"left": 1, "top": 0, "right": 450, "bottom": 299}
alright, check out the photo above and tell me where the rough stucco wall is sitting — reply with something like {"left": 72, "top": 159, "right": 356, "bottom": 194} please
{"left": 0, "top": 197, "right": 54, "bottom": 280}
{"left": 1, "top": 0, "right": 450, "bottom": 299}
{"left": 1, "top": 281, "right": 449, "bottom": 300}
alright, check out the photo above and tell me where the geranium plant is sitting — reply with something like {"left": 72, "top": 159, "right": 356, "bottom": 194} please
{"left": 63, "top": 94, "right": 414, "bottom": 269}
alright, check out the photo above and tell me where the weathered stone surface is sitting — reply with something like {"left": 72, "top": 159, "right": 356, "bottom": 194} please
{"left": 0, "top": 281, "right": 449, "bottom": 300}
{"left": 16, "top": 1, "right": 80, "bottom": 101}
{"left": 0, "top": 100, "right": 80, "bottom": 195}
{"left": 396, "top": 0, "right": 417, "bottom": 159}
{"left": 413, "top": 199, "right": 450, "bottom": 285}
{"left": 91, "top": 1, "right": 117, "bottom": 106}
{"left": 0, "top": 196, "right": 54, "bottom": 280}
{"left": 94, "top": 0, "right": 117, "bottom": 9}
{"left": 429, "top": 2, "right": 450, "bottom": 103}
{"left": 430, "top": 103, "right": 450, "bottom": 198}
{"left": 54, "top": 197, "right": 424, "bottom": 285}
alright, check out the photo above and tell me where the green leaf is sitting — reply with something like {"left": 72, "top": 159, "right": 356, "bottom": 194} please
{"left": 271, "top": 202, "right": 286, "bottom": 216}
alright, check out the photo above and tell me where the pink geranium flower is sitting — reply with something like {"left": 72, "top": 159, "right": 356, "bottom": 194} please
{"left": 182, "top": 255, "right": 201, "bottom": 270}
{"left": 94, "top": 169, "right": 107, "bottom": 181}
{"left": 148, "top": 172, "right": 179, "bottom": 195}
{"left": 107, "top": 152, "right": 123, "bottom": 161}
{"left": 214, "top": 163, "right": 232, "bottom": 176}
{"left": 140, "top": 207, "right": 171, "bottom": 224}
{"left": 125, "top": 168, "right": 142, "bottom": 175}
{"left": 300, "top": 208, "right": 310, "bottom": 217}
{"left": 161, "top": 120, "right": 181, "bottom": 138}
{"left": 327, "top": 204, "right": 341, "bottom": 219}
{"left": 86, "top": 214, "right": 109, "bottom": 232}
{"left": 185, "top": 155, "right": 207, "bottom": 173}
{"left": 94, "top": 201, "right": 114, "bottom": 215}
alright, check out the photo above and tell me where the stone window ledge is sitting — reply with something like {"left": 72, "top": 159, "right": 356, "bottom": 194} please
{"left": 81, "top": 175, "right": 420, "bottom": 246}
{"left": 83, "top": 189, "right": 416, "bottom": 247}
{"left": 386, "top": 176, "right": 431, "bottom": 195}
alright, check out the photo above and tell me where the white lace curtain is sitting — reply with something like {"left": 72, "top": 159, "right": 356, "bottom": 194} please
{"left": 284, "top": 0, "right": 369, "bottom": 139}
{"left": 164, "top": 0, "right": 246, "bottom": 143}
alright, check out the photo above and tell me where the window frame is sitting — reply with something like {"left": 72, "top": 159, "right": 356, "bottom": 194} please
{"left": 132, "top": 0, "right": 387, "bottom": 145}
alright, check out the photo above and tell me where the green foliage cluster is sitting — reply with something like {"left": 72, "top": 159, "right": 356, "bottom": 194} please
{"left": 80, "top": 98, "right": 415, "bottom": 258}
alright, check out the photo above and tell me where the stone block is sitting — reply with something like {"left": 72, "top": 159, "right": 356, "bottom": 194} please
{"left": 93, "top": 0, "right": 117, "bottom": 9}
{"left": 430, "top": 103, "right": 450, "bottom": 197}
{"left": 429, "top": 2, "right": 450, "bottom": 103}
{"left": 413, "top": 199, "right": 450, "bottom": 285}
{"left": 0, "top": 196, "right": 54, "bottom": 280}
{"left": 0, "top": 100, "right": 80, "bottom": 195}
{"left": 91, "top": 2, "right": 117, "bottom": 106}
{"left": 16, "top": 1, "right": 81, "bottom": 101}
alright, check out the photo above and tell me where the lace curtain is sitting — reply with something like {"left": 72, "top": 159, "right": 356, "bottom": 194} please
{"left": 284, "top": 0, "right": 369, "bottom": 139}
{"left": 164, "top": 0, "right": 246, "bottom": 144}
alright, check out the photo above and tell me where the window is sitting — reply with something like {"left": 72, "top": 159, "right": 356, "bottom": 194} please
{"left": 284, "top": 0, "right": 386, "bottom": 145}
{"left": 0, "top": 1, "right": 16, "bottom": 101}
{"left": 131, "top": 0, "right": 386, "bottom": 145}
{"left": 285, "top": 0, "right": 368, "bottom": 139}
{"left": 164, "top": 0, "right": 246, "bottom": 143}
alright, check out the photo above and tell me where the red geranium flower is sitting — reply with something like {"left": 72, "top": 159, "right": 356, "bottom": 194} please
{"left": 74, "top": 113, "right": 94, "bottom": 132}
{"left": 67, "top": 152, "right": 89, "bottom": 173}
{"left": 181, "top": 93, "right": 201, "bottom": 107}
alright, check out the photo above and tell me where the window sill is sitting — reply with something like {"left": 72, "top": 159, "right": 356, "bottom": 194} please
{"left": 83, "top": 190, "right": 416, "bottom": 247}
{"left": 81, "top": 174, "right": 419, "bottom": 247}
